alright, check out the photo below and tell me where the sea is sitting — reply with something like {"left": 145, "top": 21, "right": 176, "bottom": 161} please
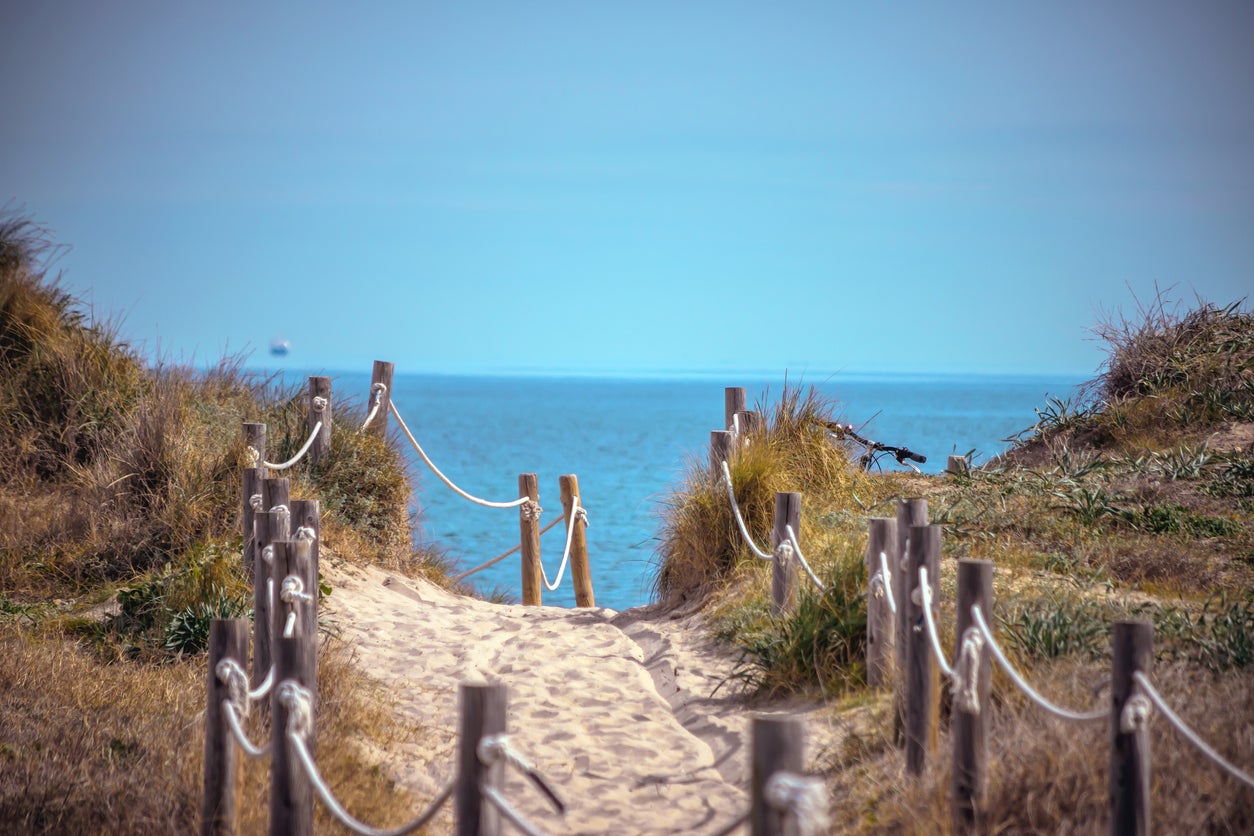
{"left": 289, "top": 371, "right": 1085, "bottom": 611}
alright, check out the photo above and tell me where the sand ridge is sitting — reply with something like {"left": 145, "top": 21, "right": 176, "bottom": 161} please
{"left": 320, "top": 560, "right": 839, "bottom": 835}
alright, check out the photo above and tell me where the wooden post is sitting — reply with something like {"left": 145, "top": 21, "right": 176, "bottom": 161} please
{"left": 710, "top": 430, "right": 733, "bottom": 478}
{"left": 243, "top": 421, "right": 267, "bottom": 478}
{"left": 1110, "top": 621, "right": 1153, "bottom": 836}
{"left": 269, "top": 539, "right": 318, "bottom": 836}
{"left": 290, "top": 499, "right": 320, "bottom": 605}
{"left": 865, "top": 517, "right": 898, "bottom": 688}
{"left": 262, "top": 477, "right": 291, "bottom": 521}
{"left": 252, "top": 509, "right": 287, "bottom": 690}
{"left": 367, "top": 360, "right": 395, "bottom": 438}
{"left": 202, "top": 618, "right": 248, "bottom": 836}
{"left": 750, "top": 715, "right": 804, "bottom": 836}
{"left": 725, "top": 387, "right": 747, "bottom": 432}
{"left": 894, "top": 498, "right": 928, "bottom": 744}
{"left": 736, "top": 409, "right": 764, "bottom": 441}
{"left": 947, "top": 455, "right": 969, "bottom": 476}
{"left": 308, "top": 376, "right": 332, "bottom": 467}
{"left": 560, "top": 474, "right": 595, "bottom": 607}
{"left": 770, "top": 492, "right": 801, "bottom": 618}
{"left": 905, "top": 523, "right": 941, "bottom": 776}
{"left": 457, "top": 683, "right": 507, "bottom": 836}
{"left": 241, "top": 467, "right": 261, "bottom": 577}
{"left": 519, "top": 474, "right": 542, "bottom": 606}
{"left": 952, "top": 559, "right": 993, "bottom": 831}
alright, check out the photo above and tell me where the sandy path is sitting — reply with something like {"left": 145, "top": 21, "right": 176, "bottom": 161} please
{"left": 321, "top": 560, "right": 838, "bottom": 835}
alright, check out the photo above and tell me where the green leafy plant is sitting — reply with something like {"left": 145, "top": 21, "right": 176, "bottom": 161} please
{"left": 1002, "top": 598, "right": 1109, "bottom": 660}
{"left": 162, "top": 586, "right": 251, "bottom": 656}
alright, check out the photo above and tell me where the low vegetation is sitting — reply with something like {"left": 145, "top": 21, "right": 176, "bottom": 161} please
{"left": 654, "top": 291, "right": 1254, "bottom": 830}
{"left": 0, "top": 214, "right": 446, "bottom": 831}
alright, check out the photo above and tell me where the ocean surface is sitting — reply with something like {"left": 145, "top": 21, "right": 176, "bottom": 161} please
{"left": 294, "top": 372, "right": 1084, "bottom": 611}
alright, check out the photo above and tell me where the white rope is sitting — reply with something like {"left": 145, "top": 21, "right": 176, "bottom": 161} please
{"left": 764, "top": 771, "right": 831, "bottom": 836}
{"left": 953, "top": 627, "right": 985, "bottom": 714}
{"left": 483, "top": 786, "right": 547, "bottom": 836}
{"left": 280, "top": 575, "right": 313, "bottom": 639}
{"left": 389, "top": 401, "right": 529, "bottom": 509}
{"left": 1133, "top": 671, "right": 1254, "bottom": 789}
{"left": 874, "top": 551, "right": 897, "bottom": 615}
{"left": 451, "top": 513, "right": 565, "bottom": 583}
{"left": 251, "top": 665, "right": 275, "bottom": 701}
{"left": 540, "top": 500, "right": 588, "bottom": 592}
{"left": 359, "top": 382, "right": 388, "bottom": 433}
{"left": 222, "top": 699, "right": 272, "bottom": 759}
{"left": 249, "top": 493, "right": 264, "bottom": 512}
{"left": 263, "top": 421, "right": 323, "bottom": 471}
{"left": 478, "top": 734, "right": 566, "bottom": 814}
{"left": 217, "top": 657, "right": 274, "bottom": 708}
{"left": 971, "top": 605, "right": 1106, "bottom": 723}
{"left": 720, "top": 461, "right": 772, "bottom": 560}
{"left": 784, "top": 525, "right": 826, "bottom": 591}
{"left": 918, "top": 567, "right": 955, "bottom": 678}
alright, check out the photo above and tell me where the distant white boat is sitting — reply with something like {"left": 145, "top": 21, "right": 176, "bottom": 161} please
{"left": 270, "top": 338, "right": 290, "bottom": 357}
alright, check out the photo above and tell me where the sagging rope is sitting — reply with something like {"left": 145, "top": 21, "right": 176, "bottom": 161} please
{"left": 783, "top": 524, "right": 826, "bottom": 591}
{"left": 251, "top": 419, "right": 324, "bottom": 471}
{"left": 279, "top": 682, "right": 456, "bottom": 836}
{"left": 917, "top": 567, "right": 955, "bottom": 678}
{"left": 869, "top": 550, "right": 897, "bottom": 615}
{"left": 1132, "top": 671, "right": 1254, "bottom": 789}
{"left": 720, "top": 461, "right": 772, "bottom": 560}
{"left": 916, "top": 567, "right": 986, "bottom": 713}
{"left": 359, "top": 382, "right": 388, "bottom": 433}
{"left": 478, "top": 733, "right": 565, "bottom": 836}
{"left": 540, "top": 498, "right": 589, "bottom": 592}
{"left": 451, "top": 509, "right": 566, "bottom": 583}
{"left": 390, "top": 401, "right": 529, "bottom": 510}
{"left": 971, "top": 604, "right": 1106, "bottom": 723}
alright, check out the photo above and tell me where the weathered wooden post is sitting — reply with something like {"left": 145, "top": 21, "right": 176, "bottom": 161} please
{"left": 1110, "top": 621, "right": 1153, "bottom": 836}
{"left": 241, "top": 467, "right": 261, "bottom": 575}
{"left": 252, "top": 507, "right": 288, "bottom": 690}
{"left": 725, "top": 387, "right": 747, "bottom": 432}
{"left": 559, "top": 474, "right": 595, "bottom": 607}
{"left": 203, "top": 618, "right": 248, "bottom": 836}
{"left": 865, "top": 517, "right": 898, "bottom": 688}
{"left": 243, "top": 422, "right": 267, "bottom": 475}
{"left": 736, "top": 410, "right": 764, "bottom": 442}
{"left": 367, "top": 360, "right": 395, "bottom": 438}
{"left": 308, "top": 376, "right": 332, "bottom": 467}
{"left": 519, "top": 473, "right": 542, "bottom": 606}
{"left": 262, "top": 477, "right": 291, "bottom": 521}
{"left": 750, "top": 715, "right": 804, "bottom": 836}
{"left": 952, "top": 559, "right": 993, "bottom": 831}
{"left": 947, "top": 455, "right": 969, "bottom": 476}
{"left": 710, "top": 430, "right": 733, "bottom": 478}
{"left": 894, "top": 498, "right": 928, "bottom": 744}
{"left": 770, "top": 492, "right": 801, "bottom": 618}
{"left": 290, "top": 499, "right": 320, "bottom": 606}
{"left": 457, "top": 683, "right": 507, "bottom": 836}
{"left": 269, "top": 538, "right": 318, "bottom": 836}
{"left": 905, "top": 523, "right": 941, "bottom": 776}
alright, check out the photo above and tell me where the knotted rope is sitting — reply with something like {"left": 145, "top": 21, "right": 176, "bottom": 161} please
{"left": 1132, "top": 671, "right": 1254, "bottom": 789}
{"left": 720, "top": 461, "right": 773, "bottom": 560}
{"left": 215, "top": 658, "right": 271, "bottom": 758}
{"left": 868, "top": 550, "right": 897, "bottom": 615}
{"left": 764, "top": 771, "right": 831, "bottom": 836}
{"left": 783, "top": 524, "right": 826, "bottom": 591}
{"left": 280, "top": 575, "right": 314, "bottom": 639}
{"left": 952, "top": 627, "right": 985, "bottom": 714}
{"left": 389, "top": 401, "right": 529, "bottom": 509}
{"left": 359, "top": 382, "right": 388, "bottom": 432}
{"left": 540, "top": 499, "right": 589, "bottom": 592}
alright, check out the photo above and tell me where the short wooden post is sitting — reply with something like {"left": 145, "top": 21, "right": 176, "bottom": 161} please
{"left": 770, "top": 492, "right": 801, "bottom": 618}
{"left": 241, "top": 467, "right": 261, "bottom": 577}
{"left": 736, "top": 409, "right": 764, "bottom": 440}
{"left": 519, "top": 473, "right": 542, "bottom": 606}
{"left": 252, "top": 509, "right": 288, "bottom": 690}
{"left": 202, "top": 618, "right": 248, "bottom": 836}
{"left": 290, "top": 499, "right": 320, "bottom": 604}
{"left": 1110, "top": 621, "right": 1153, "bottom": 836}
{"left": 308, "top": 376, "right": 332, "bottom": 466}
{"left": 750, "top": 715, "right": 804, "bottom": 836}
{"left": 952, "top": 559, "right": 993, "bottom": 831}
{"left": 367, "top": 360, "right": 395, "bottom": 438}
{"left": 865, "top": 517, "right": 898, "bottom": 688}
{"left": 560, "top": 474, "right": 595, "bottom": 607}
{"left": 894, "top": 498, "right": 928, "bottom": 744}
{"left": 905, "top": 523, "right": 941, "bottom": 776}
{"left": 243, "top": 421, "right": 267, "bottom": 478}
{"left": 947, "top": 455, "right": 969, "bottom": 476}
{"left": 457, "top": 683, "right": 507, "bottom": 836}
{"left": 725, "top": 387, "right": 747, "bottom": 432}
{"left": 262, "top": 477, "right": 291, "bottom": 521}
{"left": 710, "top": 430, "right": 733, "bottom": 478}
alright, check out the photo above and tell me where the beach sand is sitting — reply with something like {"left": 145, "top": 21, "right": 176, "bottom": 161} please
{"left": 320, "top": 558, "right": 844, "bottom": 835}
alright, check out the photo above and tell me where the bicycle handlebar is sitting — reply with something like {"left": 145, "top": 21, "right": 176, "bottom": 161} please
{"left": 818, "top": 421, "right": 927, "bottom": 468}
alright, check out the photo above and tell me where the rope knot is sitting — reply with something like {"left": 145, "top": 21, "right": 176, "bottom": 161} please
{"left": 281, "top": 575, "right": 313, "bottom": 604}
{"left": 370, "top": 382, "right": 387, "bottom": 403}
{"left": 574, "top": 504, "right": 589, "bottom": 528}
{"left": 520, "top": 499, "right": 543, "bottom": 521}
{"left": 244, "top": 445, "right": 260, "bottom": 467}
{"left": 215, "top": 657, "right": 250, "bottom": 720}
{"left": 953, "top": 627, "right": 986, "bottom": 714}
{"left": 294, "top": 526, "right": 317, "bottom": 542}
{"left": 261, "top": 545, "right": 276, "bottom": 565}
{"left": 1121, "top": 691, "right": 1153, "bottom": 734}
{"left": 869, "top": 571, "right": 886, "bottom": 600}
{"left": 774, "top": 540, "right": 795, "bottom": 562}
{"left": 764, "top": 771, "right": 830, "bottom": 835}
{"left": 249, "top": 493, "right": 264, "bottom": 512}
{"left": 277, "top": 681, "right": 314, "bottom": 741}
{"left": 311, "top": 396, "right": 328, "bottom": 413}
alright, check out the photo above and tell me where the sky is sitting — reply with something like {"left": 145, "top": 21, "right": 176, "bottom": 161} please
{"left": 2, "top": 1, "right": 1251, "bottom": 378}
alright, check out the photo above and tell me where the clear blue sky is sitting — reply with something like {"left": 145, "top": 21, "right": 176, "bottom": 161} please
{"left": 2, "top": 1, "right": 1251, "bottom": 378}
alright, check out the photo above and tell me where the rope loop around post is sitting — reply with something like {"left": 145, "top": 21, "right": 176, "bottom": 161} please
{"left": 953, "top": 626, "right": 985, "bottom": 714}
{"left": 277, "top": 680, "right": 315, "bottom": 741}
{"left": 311, "top": 395, "right": 328, "bottom": 413}
{"left": 249, "top": 493, "right": 264, "bottom": 512}
{"left": 478, "top": 733, "right": 567, "bottom": 815}
{"left": 216, "top": 657, "right": 251, "bottom": 721}
{"left": 294, "top": 525, "right": 317, "bottom": 542}
{"left": 764, "top": 771, "right": 831, "bottom": 836}
{"left": 1120, "top": 690, "right": 1153, "bottom": 734}
{"left": 245, "top": 445, "right": 261, "bottom": 468}
{"left": 359, "top": 382, "right": 389, "bottom": 432}
{"left": 520, "top": 499, "right": 543, "bottom": 521}
{"left": 783, "top": 524, "right": 826, "bottom": 591}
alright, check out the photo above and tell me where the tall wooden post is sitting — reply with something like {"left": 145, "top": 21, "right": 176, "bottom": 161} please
{"left": 750, "top": 716, "right": 804, "bottom": 836}
{"left": 560, "top": 474, "right": 595, "bottom": 607}
{"left": 241, "top": 467, "right": 261, "bottom": 577}
{"left": 1110, "top": 621, "right": 1153, "bottom": 836}
{"left": 865, "top": 517, "right": 898, "bottom": 688}
{"left": 202, "top": 618, "right": 248, "bottom": 836}
{"left": 736, "top": 410, "right": 764, "bottom": 441}
{"left": 710, "top": 430, "right": 733, "bottom": 478}
{"left": 725, "top": 387, "right": 747, "bottom": 432}
{"left": 252, "top": 509, "right": 287, "bottom": 690}
{"left": 770, "top": 492, "right": 802, "bottom": 618}
{"left": 952, "top": 559, "right": 993, "bottom": 831}
{"left": 243, "top": 421, "right": 267, "bottom": 478}
{"left": 262, "top": 478, "right": 291, "bottom": 521}
{"left": 290, "top": 499, "right": 320, "bottom": 604}
{"left": 519, "top": 473, "right": 542, "bottom": 606}
{"left": 894, "top": 498, "right": 928, "bottom": 744}
{"left": 905, "top": 523, "right": 941, "bottom": 776}
{"left": 308, "top": 376, "right": 332, "bottom": 467}
{"left": 457, "top": 683, "right": 507, "bottom": 836}
{"left": 367, "top": 360, "right": 395, "bottom": 438}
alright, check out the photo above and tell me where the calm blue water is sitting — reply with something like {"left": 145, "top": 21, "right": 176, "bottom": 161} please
{"left": 290, "top": 372, "right": 1083, "bottom": 611}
